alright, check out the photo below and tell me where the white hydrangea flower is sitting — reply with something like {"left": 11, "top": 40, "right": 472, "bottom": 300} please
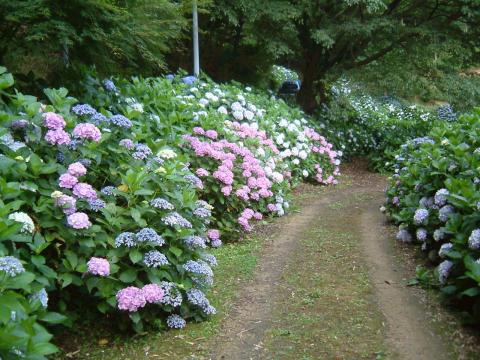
{"left": 157, "top": 149, "right": 177, "bottom": 159}
{"left": 231, "top": 102, "right": 243, "bottom": 111}
{"left": 292, "top": 158, "right": 300, "bottom": 165}
{"left": 279, "top": 119, "right": 288, "bottom": 128}
{"left": 250, "top": 122, "right": 259, "bottom": 130}
{"left": 302, "top": 170, "right": 308, "bottom": 177}
{"left": 205, "top": 92, "right": 219, "bottom": 102}
{"left": 232, "top": 111, "right": 244, "bottom": 120}
{"left": 189, "top": 87, "right": 198, "bottom": 92}
{"left": 299, "top": 150, "right": 308, "bottom": 160}
{"left": 244, "top": 110, "right": 254, "bottom": 121}
{"left": 292, "top": 148, "right": 299, "bottom": 156}
{"left": 247, "top": 103, "right": 257, "bottom": 112}
{"left": 198, "top": 98, "right": 209, "bottom": 107}
{"left": 272, "top": 172, "right": 284, "bottom": 183}
{"left": 8, "top": 212, "right": 35, "bottom": 234}
{"left": 217, "top": 106, "right": 228, "bottom": 114}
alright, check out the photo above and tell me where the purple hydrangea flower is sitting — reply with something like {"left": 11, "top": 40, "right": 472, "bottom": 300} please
{"left": 116, "top": 287, "right": 146, "bottom": 312}
{"left": 144, "top": 250, "right": 169, "bottom": 268}
{"left": 73, "top": 183, "right": 97, "bottom": 200}
{"left": 207, "top": 229, "right": 220, "bottom": 240}
{"left": 185, "top": 174, "right": 203, "bottom": 189}
{"left": 0, "top": 256, "right": 24, "bottom": 277}
{"left": 67, "top": 212, "right": 92, "bottom": 229}
{"left": 142, "top": 284, "right": 164, "bottom": 303}
{"left": 396, "top": 229, "right": 412, "bottom": 243}
{"left": 43, "top": 112, "right": 66, "bottom": 130}
{"left": 56, "top": 195, "right": 77, "bottom": 215}
{"left": 416, "top": 228, "right": 427, "bottom": 242}
{"left": 59, "top": 173, "right": 78, "bottom": 189}
{"left": 87, "top": 257, "right": 110, "bottom": 276}
{"left": 211, "top": 239, "right": 222, "bottom": 248}
{"left": 166, "top": 314, "right": 186, "bottom": 329}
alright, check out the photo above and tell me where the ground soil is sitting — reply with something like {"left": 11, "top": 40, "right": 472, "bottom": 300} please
{"left": 207, "top": 160, "right": 452, "bottom": 360}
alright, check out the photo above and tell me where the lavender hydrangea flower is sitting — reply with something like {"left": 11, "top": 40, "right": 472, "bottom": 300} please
{"left": 183, "top": 260, "right": 213, "bottom": 287}
{"left": 45, "top": 129, "right": 71, "bottom": 145}
{"left": 87, "top": 257, "right": 110, "bottom": 276}
{"left": 88, "top": 199, "right": 106, "bottom": 212}
{"left": 413, "top": 209, "right": 429, "bottom": 225}
{"left": 438, "top": 205, "right": 454, "bottom": 223}
{"left": 185, "top": 174, "right": 203, "bottom": 189}
{"left": 211, "top": 239, "right": 222, "bottom": 248}
{"left": 434, "top": 189, "right": 449, "bottom": 207}
{"left": 11, "top": 119, "right": 29, "bottom": 130}
{"left": 396, "top": 229, "right": 412, "bottom": 243}
{"left": 101, "top": 186, "right": 116, "bottom": 196}
{"left": 56, "top": 195, "right": 77, "bottom": 215}
{"left": 72, "top": 104, "right": 97, "bottom": 117}
{"left": 67, "top": 212, "right": 92, "bottom": 229}
{"left": 114, "top": 232, "right": 136, "bottom": 247}
{"left": 136, "top": 228, "right": 165, "bottom": 246}
{"left": 144, "top": 251, "right": 169, "bottom": 267}
{"left": 142, "top": 284, "right": 164, "bottom": 303}
{"left": 150, "top": 198, "right": 174, "bottom": 210}
{"left": 416, "top": 228, "right": 427, "bottom": 242}
{"left": 30, "top": 288, "right": 48, "bottom": 308}
{"left": 73, "top": 123, "right": 101, "bottom": 142}
{"left": 67, "top": 162, "right": 87, "bottom": 177}
{"left": 439, "top": 243, "right": 453, "bottom": 258}
{"left": 166, "top": 314, "right": 186, "bottom": 329}
{"left": 468, "top": 229, "right": 480, "bottom": 250}
{"left": 91, "top": 112, "right": 108, "bottom": 124}
{"left": 116, "top": 286, "right": 146, "bottom": 312}
{"left": 193, "top": 207, "right": 211, "bottom": 218}
{"left": 159, "top": 282, "right": 183, "bottom": 307}
{"left": 119, "top": 139, "right": 135, "bottom": 150}
{"left": 183, "top": 236, "right": 207, "bottom": 249}
{"left": 162, "top": 212, "right": 192, "bottom": 228}
{"left": 43, "top": 112, "right": 65, "bottom": 129}
{"left": 438, "top": 260, "right": 453, "bottom": 285}
{"left": 110, "top": 115, "right": 132, "bottom": 128}
{"left": 419, "top": 196, "right": 434, "bottom": 209}
{"left": 73, "top": 183, "right": 97, "bottom": 200}
{"left": 0, "top": 256, "right": 24, "bottom": 277}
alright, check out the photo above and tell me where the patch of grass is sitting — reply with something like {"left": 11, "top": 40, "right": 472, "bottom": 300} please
{"left": 54, "top": 235, "right": 266, "bottom": 359}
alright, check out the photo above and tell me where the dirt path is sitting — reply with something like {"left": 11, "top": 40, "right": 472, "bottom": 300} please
{"left": 209, "top": 162, "right": 451, "bottom": 360}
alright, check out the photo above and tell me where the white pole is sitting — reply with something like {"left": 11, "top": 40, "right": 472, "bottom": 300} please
{"left": 193, "top": 0, "right": 200, "bottom": 76}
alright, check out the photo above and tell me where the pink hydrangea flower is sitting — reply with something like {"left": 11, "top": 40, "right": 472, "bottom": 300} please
{"left": 87, "top": 257, "right": 110, "bottom": 276}
{"left": 116, "top": 286, "right": 146, "bottom": 312}
{"left": 73, "top": 183, "right": 97, "bottom": 200}
{"left": 196, "top": 168, "right": 209, "bottom": 177}
{"left": 207, "top": 229, "right": 220, "bottom": 240}
{"left": 45, "top": 129, "right": 71, "bottom": 145}
{"left": 59, "top": 173, "right": 78, "bottom": 189}
{"left": 73, "top": 123, "right": 101, "bottom": 142}
{"left": 193, "top": 127, "right": 205, "bottom": 135}
{"left": 67, "top": 212, "right": 92, "bottom": 229}
{"left": 142, "top": 284, "right": 164, "bottom": 303}
{"left": 205, "top": 130, "right": 218, "bottom": 139}
{"left": 43, "top": 112, "right": 66, "bottom": 129}
{"left": 253, "top": 212, "right": 263, "bottom": 220}
{"left": 267, "top": 204, "right": 277, "bottom": 212}
{"left": 67, "top": 162, "right": 87, "bottom": 177}
{"left": 221, "top": 186, "right": 232, "bottom": 196}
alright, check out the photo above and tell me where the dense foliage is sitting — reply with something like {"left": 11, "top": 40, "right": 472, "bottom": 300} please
{"left": 384, "top": 109, "right": 480, "bottom": 321}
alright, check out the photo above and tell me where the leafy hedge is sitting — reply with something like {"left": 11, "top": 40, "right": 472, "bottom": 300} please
{"left": 384, "top": 109, "right": 480, "bottom": 321}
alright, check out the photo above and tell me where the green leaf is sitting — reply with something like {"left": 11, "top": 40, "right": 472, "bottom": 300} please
{"left": 169, "top": 246, "right": 182, "bottom": 258}
{"left": 39, "top": 312, "right": 68, "bottom": 324}
{"left": 119, "top": 269, "right": 137, "bottom": 283}
{"left": 129, "top": 249, "right": 143, "bottom": 264}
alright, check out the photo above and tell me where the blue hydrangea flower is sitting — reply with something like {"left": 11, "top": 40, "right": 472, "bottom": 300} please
{"left": 159, "top": 282, "right": 182, "bottom": 307}
{"left": 110, "top": 115, "right": 132, "bottom": 128}
{"left": 201, "top": 254, "right": 217, "bottom": 267}
{"left": 183, "top": 260, "right": 213, "bottom": 287}
{"left": 136, "top": 228, "right": 165, "bottom": 246}
{"left": 183, "top": 236, "right": 207, "bottom": 249}
{"left": 413, "top": 209, "right": 429, "bottom": 225}
{"left": 162, "top": 212, "right": 192, "bottom": 228}
{"left": 56, "top": 151, "right": 65, "bottom": 163}
{"left": 433, "top": 228, "right": 446, "bottom": 242}
{"left": 115, "top": 232, "right": 136, "bottom": 247}
{"left": 101, "top": 186, "right": 116, "bottom": 196}
{"left": 438, "top": 260, "right": 453, "bottom": 285}
{"left": 78, "top": 158, "right": 92, "bottom": 167}
{"left": 439, "top": 243, "right": 453, "bottom": 258}
{"left": 132, "top": 144, "right": 152, "bottom": 160}
{"left": 186, "top": 288, "right": 216, "bottom": 315}
{"left": 416, "top": 228, "right": 427, "bottom": 242}
{"left": 184, "top": 175, "right": 203, "bottom": 189}
{"left": 434, "top": 189, "right": 449, "bottom": 207}
{"left": 438, "top": 205, "right": 454, "bottom": 223}
{"left": 193, "top": 207, "right": 210, "bottom": 218}
{"left": 88, "top": 199, "right": 106, "bottom": 212}
{"left": 144, "top": 250, "right": 169, "bottom": 267}
{"left": 468, "top": 229, "right": 480, "bottom": 250}
{"left": 0, "top": 256, "right": 24, "bottom": 277}
{"left": 151, "top": 198, "right": 174, "bottom": 210}
{"left": 182, "top": 76, "right": 197, "bottom": 85}
{"left": 91, "top": 112, "right": 108, "bottom": 125}
{"left": 103, "top": 79, "right": 117, "bottom": 92}
{"left": 396, "top": 229, "right": 412, "bottom": 243}
{"left": 166, "top": 314, "right": 186, "bottom": 329}
{"left": 72, "top": 104, "right": 97, "bottom": 117}
{"left": 30, "top": 288, "right": 48, "bottom": 308}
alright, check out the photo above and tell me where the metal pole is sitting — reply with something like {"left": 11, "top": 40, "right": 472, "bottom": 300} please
{"left": 193, "top": 0, "right": 200, "bottom": 76}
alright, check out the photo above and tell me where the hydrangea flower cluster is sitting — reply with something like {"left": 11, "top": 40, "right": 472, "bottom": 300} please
{"left": 42, "top": 112, "right": 71, "bottom": 146}
{"left": 183, "top": 260, "right": 214, "bottom": 287}
{"left": 116, "top": 284, "right": 165, "bottom": 312}
{"left": 115, "top": 228, "right": 165, "bottom": 248}
{"left": 87, "top": 257, "right": 110, "bottom": 276}
{"left": 0, "top": 256, "right": 25, "bottom": 277}
{"left": 8, "top": 212, "right": 35, "bottom": 233}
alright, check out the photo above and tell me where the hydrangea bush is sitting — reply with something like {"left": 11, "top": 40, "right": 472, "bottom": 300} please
{"left": 384, "top": 109, "right": 480, "bottom": 320}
